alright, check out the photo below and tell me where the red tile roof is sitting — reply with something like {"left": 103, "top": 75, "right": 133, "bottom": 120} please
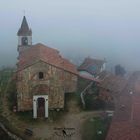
{"left": 106, "top": 73, "right": 140, "bottom": 140}
{"left": 99, "top": 74, "right": 127, "bottom": 95}
{"left": 78, "top": 57, "right": 105, "bottom": 75}
{"left": 17, "top": 43, "right": 78, "bottom": 74}
{"left": 106, "top": 94, "right": 140, "bottom": 140}
{"left": 132, "top": 95, "right": 140, "bottom": 125}
{"left": 106, "top": 121, "right": 140, "bottom": 140}
{"left": 106, "top": 89, "right": 140, "bottom": 140}
{"left": 78, "top": 74, "right": 101, "bottom": 83}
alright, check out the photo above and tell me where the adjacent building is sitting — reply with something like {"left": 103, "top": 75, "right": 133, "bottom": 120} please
{"left": 78, "top": 57, "right": 106, "bottom": 79}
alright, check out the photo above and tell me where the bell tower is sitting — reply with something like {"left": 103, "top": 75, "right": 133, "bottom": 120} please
{"left": 17, "top": 16, "right": 32, "bottom": 52}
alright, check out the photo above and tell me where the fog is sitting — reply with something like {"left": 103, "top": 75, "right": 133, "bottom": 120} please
{"left": 0, "top": 0, "right": 140, "bottom": 71}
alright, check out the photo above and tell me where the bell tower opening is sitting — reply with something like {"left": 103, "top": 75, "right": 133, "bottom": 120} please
{"left": 22, "top": 36, "right": 28, "bottom": 46}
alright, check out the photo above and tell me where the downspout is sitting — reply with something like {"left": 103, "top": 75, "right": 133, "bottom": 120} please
{"left": 80, "top": 82, "right": 93, "bottom": 109}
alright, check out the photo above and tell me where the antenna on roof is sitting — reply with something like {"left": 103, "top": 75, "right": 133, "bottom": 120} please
{"left": 23, "top": 10, "right": 25, "bottom": 16}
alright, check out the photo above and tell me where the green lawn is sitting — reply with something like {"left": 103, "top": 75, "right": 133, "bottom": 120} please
{"left": 82, "top": 116, "right": 111, "bottom": 140}
{"left": 0, "top": 68, "right": 14, "bottom": 112}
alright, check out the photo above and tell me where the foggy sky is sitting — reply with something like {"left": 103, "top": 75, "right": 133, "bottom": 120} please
{"left": 1, "top": 0, "right": 140, "bottom": 71}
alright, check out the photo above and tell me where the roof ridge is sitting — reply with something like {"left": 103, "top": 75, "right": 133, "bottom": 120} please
{"left": 18, "top": 43, "right": 78, "bottom": 74}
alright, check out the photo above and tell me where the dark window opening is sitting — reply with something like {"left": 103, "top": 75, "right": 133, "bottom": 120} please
{"left": 22, "top": 37, "right": 28, "bottom": 45}
{"left": 39, "top": 72, "right": 44, "bottom": 79}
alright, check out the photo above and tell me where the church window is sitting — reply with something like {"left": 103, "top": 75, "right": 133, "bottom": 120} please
{"left": 38, "top": 72, "right": 44, "bottom": 79}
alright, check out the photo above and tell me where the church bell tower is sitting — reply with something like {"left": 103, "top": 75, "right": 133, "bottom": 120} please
{"left": 17, "top": 16, "right": 32, "bottom": 52}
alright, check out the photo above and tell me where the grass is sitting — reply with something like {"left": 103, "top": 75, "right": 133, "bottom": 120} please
{"left": 0, "top": 68, "right": 14, "bottom": 92}
{"left": 15, "top": 109, "right": 66, "bottom": 124}
{"left": 16, "top": 111, "right": 33, "bottom": 122}
{"left": 0, "top": 68, "right": 27, "bottom": 139}
{"left": 82, "top": 116, "right": 112, "bottom": 140}
{"left": 65, "top": 92, "right": 81, "bottom": 110}
{"left": 0, "top": 68, "right": 16, "bottom": 115}
{"left": 0, "top": 115, "right": 26, "bottom": 140}
{"left": 49, "top": 110, "right": 66, "bottom": 121}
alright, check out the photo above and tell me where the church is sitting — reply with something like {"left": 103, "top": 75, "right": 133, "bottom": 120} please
{"left": 16, "top": 16, "right": 78, "bottom": 118}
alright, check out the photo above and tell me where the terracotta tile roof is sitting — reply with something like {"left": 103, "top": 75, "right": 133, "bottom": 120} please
{"left": 132, "top": 95, "right": 140, "bottom": 125}
{"left": 17, "top": 43, "right": 78, "bottom": 74}
{"left": 78, "top": 74, "right": 101, "bottom": 83}
{"left": 106, "top": 73, "right": 140, "bottom": 140}
{"left": 78, "top": 57, "right": 105, "bottom": 75}
{"left": 113, "top": 94, "right": 132, "bottom": 121}
{"left": 97, "top": 71, "right": 110, "bottom": 80}
{"left": 106, "top": 121, "right": 140, "bottom": 140}
{"left": 99, "top": 74, "right": 127, "bottom": 94}
{"left": 106, "top": 94, "right": 140, "bottom": 140}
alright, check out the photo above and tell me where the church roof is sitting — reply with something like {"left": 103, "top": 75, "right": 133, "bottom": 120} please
{"left": 17, "top": 43, "right": 78, "bottom": 75}
{"left": 17, "top": 16, "right": 32, "bottom": 36}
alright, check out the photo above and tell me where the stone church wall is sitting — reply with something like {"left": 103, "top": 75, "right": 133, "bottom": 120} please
{"left": 17, "top": 61, "right": 77, "bottom": 111}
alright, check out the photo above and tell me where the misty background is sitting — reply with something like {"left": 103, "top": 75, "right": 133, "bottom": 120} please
{"left": 0, "top": 0, "right": 140, "bottom": 71}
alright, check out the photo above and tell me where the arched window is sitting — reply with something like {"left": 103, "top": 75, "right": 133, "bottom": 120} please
{"left": 38, "top": 72, "right": 44, "bottom": 79}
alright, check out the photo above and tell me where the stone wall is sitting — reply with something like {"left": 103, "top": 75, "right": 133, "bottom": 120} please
{"left": 17, "top": 60, "right": 77, "bottom": 111}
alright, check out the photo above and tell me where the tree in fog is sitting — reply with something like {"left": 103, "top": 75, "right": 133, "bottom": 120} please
{"left": 115, "top": 64, "right": 126, "bottom": 77}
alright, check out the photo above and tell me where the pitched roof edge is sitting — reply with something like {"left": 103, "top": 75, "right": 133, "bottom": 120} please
{"left": 17, "top": 59, "right": 78, "bottom": 75}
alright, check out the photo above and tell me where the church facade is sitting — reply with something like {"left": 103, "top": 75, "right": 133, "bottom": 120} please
{"left": 16, "top": 16, "right": 78, "bottom": 118}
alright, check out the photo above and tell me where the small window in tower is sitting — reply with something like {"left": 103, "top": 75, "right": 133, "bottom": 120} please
{"left": 38, "top": 72, "right": 44, "bottom": 79}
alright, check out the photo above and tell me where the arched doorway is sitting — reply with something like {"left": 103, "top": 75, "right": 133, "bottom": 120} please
{"left": 33, "top": 95, "right": 48, "bottom": 118}
{"left": 37, "top": 97, "right": 45, "bottom": 117}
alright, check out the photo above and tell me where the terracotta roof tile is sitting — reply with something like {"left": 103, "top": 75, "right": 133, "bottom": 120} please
{"left": 106, "top": 73, "right": 140, "bottom": 140}
{"left": 99, "top": 74, "right": 127, "bottom": 94}
{"left": 132, "top": 95, "right": 140, "bottom": 125}
{"left": 106, "top": 121, "right": 140, "bottom": 140}
{"left": 17, "top": 43, "right": 78, "bottom": 74}
{"left": 78, "top": 57, "right": 105, "bottom": 75}
{"left": 78, "top": 74, "right": 101, "bottom": 83}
